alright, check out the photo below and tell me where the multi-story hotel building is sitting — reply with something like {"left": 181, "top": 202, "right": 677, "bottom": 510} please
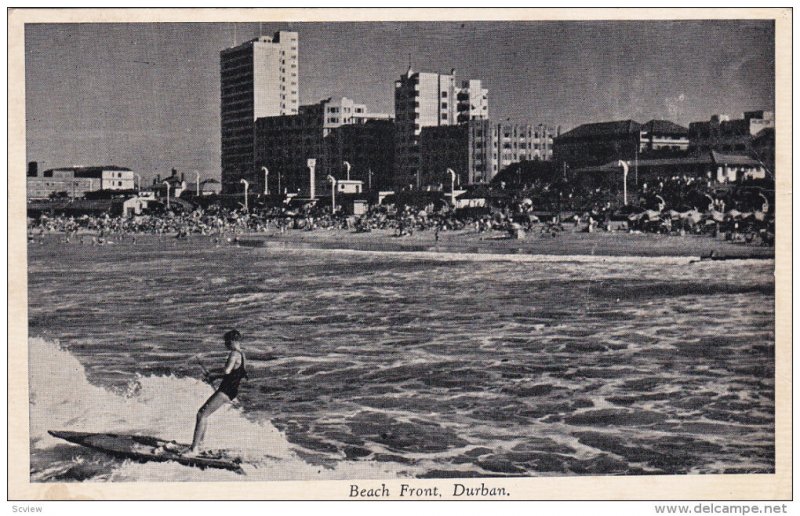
{"left": 394, "top": 68, "right": 489, "bottom": 189}
{"left": 220, "top": 31, "right": 299, "bottom": 193}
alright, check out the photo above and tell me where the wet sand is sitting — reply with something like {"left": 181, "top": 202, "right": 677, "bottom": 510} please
{"left": 31, "top": 226, "right": 774, "bottom": 259}
{"left": 237, "top": 228, "right": 775, "bottom": 259}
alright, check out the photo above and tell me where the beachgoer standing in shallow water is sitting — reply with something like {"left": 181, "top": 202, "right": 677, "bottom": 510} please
{"left": 187, "top": 329, "right": 247, "bottom": 455}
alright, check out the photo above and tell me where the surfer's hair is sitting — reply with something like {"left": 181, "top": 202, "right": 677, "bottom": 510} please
{"left": 224, "top": 329, "right": 242, "bottom": 343}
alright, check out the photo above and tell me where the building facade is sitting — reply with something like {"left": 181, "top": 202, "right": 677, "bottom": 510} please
{"left": 419, "top": 121, "right": 559, "bottom": 187}
{"left": 325, "top": 119, "right": 396, "bottom": 192}
{"left": 220, "top": 31, "right": 299, "bottom": 193}
{"left": 553, "top": 120, "right": 642, "bottom": 167}
{"left": 419, "top": 124, "right": 470, "bottom": 188}
{"left": 688, "top": 111, "right": 774, "bottom": 155}
{"left": 457, "top": 80, "right": 490, "bottom": 123}
{"left": 255, "top": 98, "right": 393, "bottom": 196}
{"left": 575, "top": 151, "right": 767, "bottom": 185}
{"left": 27, "top": 166, "right": 135, "bottom": 200}
{"left": 493, "top": 122, "right": 557, "bottom": 172}
{"left": 393, "top": 68, "right": 489, "bottom": 189}
{"left": 639, "top": 120, "right": 689, "bottom": 152}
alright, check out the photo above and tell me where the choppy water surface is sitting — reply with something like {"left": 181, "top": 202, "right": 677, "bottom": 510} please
{"left": 27, "top": 237, "right": 775, "bottom": 481}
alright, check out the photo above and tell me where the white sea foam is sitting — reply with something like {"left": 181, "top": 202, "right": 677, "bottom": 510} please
{"left": 259, "top": 245, "right": 700, "bottom": 266}
{"left": 29, "top": 337, "right": 409, "bottom": 481}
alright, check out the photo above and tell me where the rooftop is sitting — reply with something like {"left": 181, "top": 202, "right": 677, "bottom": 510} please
{"left": 557, "top": 120, "right": 641, "bottom": 140}
{"left": 575, "top": 151, "right": 762, "bottom": 173}
{"left": 642, "top": 120, "right": 689, "bottom": 135}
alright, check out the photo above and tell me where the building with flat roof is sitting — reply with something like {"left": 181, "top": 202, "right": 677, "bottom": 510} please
{"left": 28, "top": 165, "right": 134, "bottom": 200}
{"left": 220, "top": 31, "right": 299, "bottom": 193}
{"left": 394, "top": 68, "right": 489, "bottom": 189}
{"left": 493, "top": 122, "right": 558, "bottom": 171}
{"left": 255, "top": 97, "right": 393, "bottom": 196}
{"left": 420, "top": 120, "right": 558, "bottom": 187}
{"left": 325, "top": 119, "right": 395, "bottom": 192}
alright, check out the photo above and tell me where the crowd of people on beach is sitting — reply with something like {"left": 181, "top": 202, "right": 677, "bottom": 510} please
{"left": 27, "top": 174, "right": 775, "bottom": 247}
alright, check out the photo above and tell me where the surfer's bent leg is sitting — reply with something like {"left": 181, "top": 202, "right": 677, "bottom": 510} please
{"left": 190, "top": 391, "right": 230, "bottom": 452}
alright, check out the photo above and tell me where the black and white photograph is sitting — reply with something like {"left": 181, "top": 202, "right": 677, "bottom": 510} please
{"left": 9, "top": 7, "right": 791, "bottom": 500}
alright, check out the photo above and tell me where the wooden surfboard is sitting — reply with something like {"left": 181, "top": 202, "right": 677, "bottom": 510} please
{"left": 48, "top": 430, "right": 245, "bottom": 474}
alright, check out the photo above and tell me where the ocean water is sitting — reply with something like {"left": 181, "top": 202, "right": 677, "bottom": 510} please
{"left": 27, "top": 237, "right": 775, "bottom": 481}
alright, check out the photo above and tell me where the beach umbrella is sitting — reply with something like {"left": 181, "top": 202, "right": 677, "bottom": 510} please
{"left": 682, "top": 210, "right": 703, "bottom": 224}
{"left": 644, "top": 210, "right": 661, "bottom": 221}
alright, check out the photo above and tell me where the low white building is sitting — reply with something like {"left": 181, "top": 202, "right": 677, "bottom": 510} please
{"left": 335, "top": 179, "right": 364, "bottom": 194}
{"left": 28, "top": 165, "right": 135, "bottom": 200}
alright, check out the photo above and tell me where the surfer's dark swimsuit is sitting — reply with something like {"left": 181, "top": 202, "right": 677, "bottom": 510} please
{"left": 217, "top": 351, "right": 247, "bottom": 400}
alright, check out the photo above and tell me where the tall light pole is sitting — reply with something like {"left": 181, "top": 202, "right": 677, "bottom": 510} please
{"left": 194, "top": 171, "right": 201, "bottom": 197}
{"left": 617, "top": 161, "right": 629, "bottom": 206}
{"left": 367, "top": 168, "right": 373, "bottom": 192}
{"left": 343, "top": 161, "right": 351, "bottom": 180}
{"left": 162, "top": 181, "right": 171, "bottom": 210}
{"left": 446, "top": 168, "right": 457, "bottom": 206}
{"left": 133, "top": 173, "right": 141, "bottom": 192}
{"left": 262, "top": 166, "right": 269, "bottom": 195}
{"left": 327, "top": 175, "right": 337, "bottom": 213}
{"left": 240, "top": 179, "right": 249, "bottom": 212}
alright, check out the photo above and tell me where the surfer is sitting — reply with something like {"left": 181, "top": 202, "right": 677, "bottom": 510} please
{"left": 186, "top": 329, "right": 247, "bottom": 455}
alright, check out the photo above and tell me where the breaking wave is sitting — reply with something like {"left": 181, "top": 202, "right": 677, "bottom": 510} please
{"left": 28, "top": 337, "right": 408, "bottom": 482}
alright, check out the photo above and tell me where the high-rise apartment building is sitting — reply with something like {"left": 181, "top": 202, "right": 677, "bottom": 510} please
{"left": 394, "top": 68, "right": 489, "bottom": 189}
{"left": 220, "top": 31, "right": 299, "bottom": 193}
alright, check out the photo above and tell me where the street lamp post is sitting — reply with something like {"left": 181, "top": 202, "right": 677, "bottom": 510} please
{"left": 327, "top": 175, "right": 337, "bottom": 213}
{"left": 367, "top": 168, "right": 373, "bottom": 192}
{"left": 134, "top": 173, "right": 142, "bottom": 192}
{"left": 262, "top": 166, "right": 269, "bottom": 195}
{"left": 343, "top": 161, "right": 351, "bottom": 180}
{"left": 617, "top": 161, "right": 629, "bottom": 206}
{"left": 162, "top": 181, "right": 171, "bottom": 210}
{"left": 446, "top": 168, "right": 457, "bottom": 206}
{"left": 240, "top": 179, "right": 249, "bottom": 212}
{"left": 194, "top": 171, "right": 200, "bottom": 197}
{"left": 758, "top": 193, "right": 769, "bottom": 213}
{"left": 704, "top": 193, "right": 715, "bottom": 211}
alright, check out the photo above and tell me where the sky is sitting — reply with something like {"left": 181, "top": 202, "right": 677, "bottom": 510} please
{"left": 25, "top": 20, "right": 774, "bottom": 183}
